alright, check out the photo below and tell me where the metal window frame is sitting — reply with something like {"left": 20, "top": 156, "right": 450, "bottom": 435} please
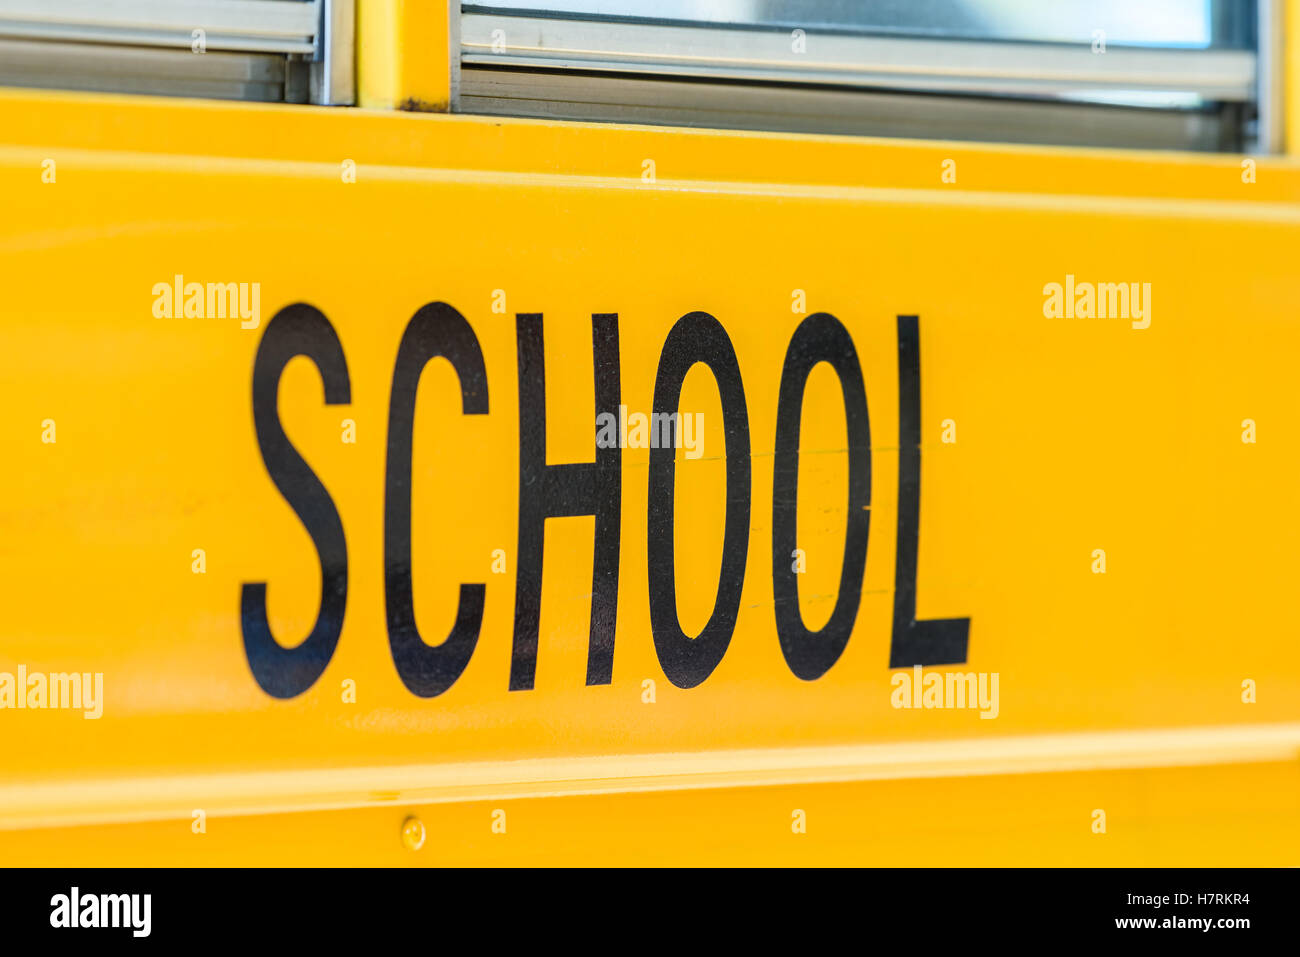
{"left": 458, "top": 66, "right": 1243, "bottom": 152}
{"left": 313, "top": 0, "right": 355, "bottom": 105}
{"left": 460, "top": 12, "right": 1257, "bottom": 102}
{"left": 0, "top": 0, "right": 319, "bottom": 53}
{"left": 1255, "top": 0, "right": 1285, "bottom": 152}
{"left": 0, "top": 0, "right": 354, "bottom": 104}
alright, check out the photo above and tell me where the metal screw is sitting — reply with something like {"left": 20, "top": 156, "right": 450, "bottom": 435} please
{"left": 401, "top": 815, "right": 426, "bottom": 851}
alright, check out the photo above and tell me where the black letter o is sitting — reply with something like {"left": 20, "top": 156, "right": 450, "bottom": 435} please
{"left": 647, "top": 311, "right": 751, "bottom": 689}
{"left": 772, "top": 312, "right": 870, "bottom": 680}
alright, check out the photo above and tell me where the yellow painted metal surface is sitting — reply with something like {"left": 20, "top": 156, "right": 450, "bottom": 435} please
{"left": 357, "top": 0, "right": 453, "bottom": 111}
{"left": 1, "top": 89, "right": 1299, "bottom": 863}
{"left": 5, "top": 762, "right": 1299, "bottom": 866}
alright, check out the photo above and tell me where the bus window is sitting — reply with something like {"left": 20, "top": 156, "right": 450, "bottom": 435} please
{"left": 458, "top": 0, "right": 1272, "bottom": 151}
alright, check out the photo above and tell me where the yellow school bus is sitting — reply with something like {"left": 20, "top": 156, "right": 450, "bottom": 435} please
{"left": 0, "top": 0, "right": 1298, "bottom": 866}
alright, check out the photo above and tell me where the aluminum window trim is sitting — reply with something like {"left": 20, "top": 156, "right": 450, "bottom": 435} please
{"left": 459, "top": 65, "right": 1240, "bottom": 152}
{"left": 460, "top": 12, "right": 1257, "bottom": 102}
{"left": 313, "top": 0, "right": 355, "bottom": 105}
{"left": 0, "top": 0, "right": 358, "bottom": 105}
{"left": 0, "top": 0, "right": 320, "bottom": 53}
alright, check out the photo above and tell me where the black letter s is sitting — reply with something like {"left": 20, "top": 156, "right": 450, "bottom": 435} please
{"left": 242, "top": 304, "right": 351, "bottom": 699}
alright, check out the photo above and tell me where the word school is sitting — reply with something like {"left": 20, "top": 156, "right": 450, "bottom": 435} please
{"left": 242, "top": 303, "right": 972, "bottom": 699}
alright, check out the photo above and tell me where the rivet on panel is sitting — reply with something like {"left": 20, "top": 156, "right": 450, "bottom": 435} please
{"left": 401, "top": 815, "right": 426, "bottom": 851}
